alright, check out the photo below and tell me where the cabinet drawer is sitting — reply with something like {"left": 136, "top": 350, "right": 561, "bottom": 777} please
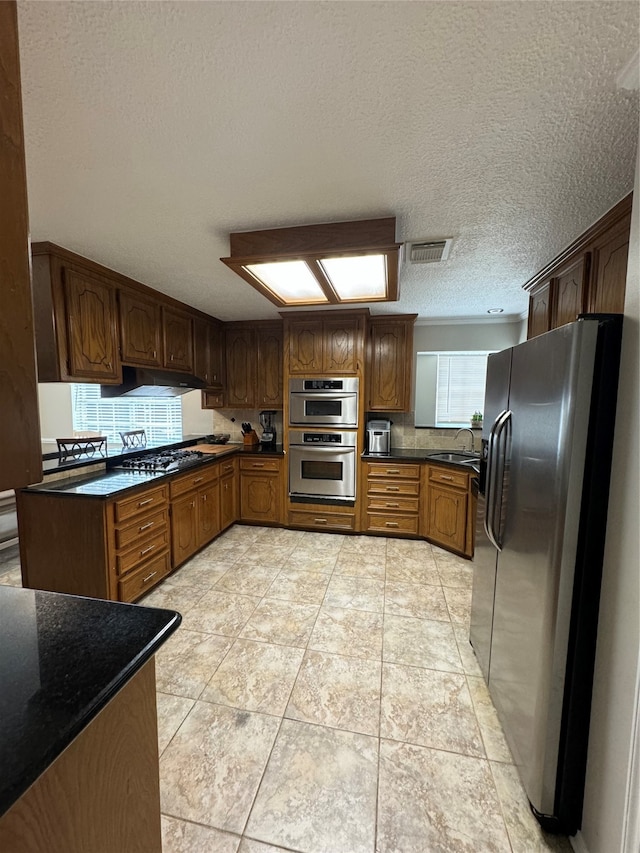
{"left": 115, "top": 530, "right": 170, "bottom": 576}
{"left": 366, "top": 495, "right": 419, "bottom": 513}
{"left": 239, "top": 457, "right": 281, "bottom": 473}
{"left": 367, "top": 479, "right": 420, "bottom": 498}
{"left": 118, "top": 551, "right": 171, "bottom": 602}
{"left": 114, "top": 508, "right": 168, "bottom": 550}
{"left": 427, "top": 466, "right": 469, "bottom": 489}
{"left": 365, "top": 462, "right": 420, "bottom": 480}
{"left": 114, "top": 485, "right": 168, "bottom": 522}
{"left": 169, "top": 465, "right": 218, "bottom": 498}
{"left": 366, "top": 513, "right": 420, "bottom": 535}
{"left": 218, "top": 458, "right": 237, "bottom": 478}
{"left": 288, "top": 509, "right": 356, "bottom": 531}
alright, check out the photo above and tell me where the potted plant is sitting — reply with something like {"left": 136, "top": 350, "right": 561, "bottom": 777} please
{"left": 471, "top": 411, "right": 483, "bottom": 428}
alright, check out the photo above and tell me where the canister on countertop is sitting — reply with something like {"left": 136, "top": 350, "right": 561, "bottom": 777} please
{"left": 366, "top": 419, "right": 391, "bottom": 454}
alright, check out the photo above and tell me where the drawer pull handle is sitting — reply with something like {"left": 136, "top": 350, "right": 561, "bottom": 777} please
{"left": 386, "top": 469, "right": 400, "bottom": 474}
{"left": 386, "top": 502, "right": 400, "bottom": 507}
{"left": 202, "top": 494, "right": 207, "bottom": 501}
{"left": 252, "top": 463, "right": 265, "bottom": 468}
{"left": 142, "top": 570, "right": 158, "bottom": 584}
{"left": 193, "top": 477, "right": 204, "bottom": 484}
{"left": 387, "top": 486, "right": 400, "bottom": 492}
{"left": 139, "top": 521, "right": 154, "bottom": 532}
{"left": 314, "top": 518, "right": 328, "bottom": 524}
{"left": 140, "top": 545, "right": 155, "bottom": 556}
{"left": 385, "top": 522, "right": 399, "bottom": 528}
{"left": 440, "top": 475, "right": 454, "bottom": 481}
{"left": 138, "top": 498, "right": 153, "bottom": 507}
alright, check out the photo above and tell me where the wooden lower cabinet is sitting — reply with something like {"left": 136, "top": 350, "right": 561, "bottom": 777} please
{"left": 364, "top": 461, "right": 421, "bottom": 537}
{"left": 288, "top": 506, "right": 357, "bottom": 531}
{"left": 170, "top": 465, "right": 221, "bottom": 567}
{"left": 220, "top": 457, "right": 238, "bottom": 531}
{"left": 0, "top": 659, "right": 162, "bottom": 853}
{"left": 423, "top": 465, "right": 474, "bottom": 557}
{"left": 239, "top": 457, "right": 282, "bottom": 524}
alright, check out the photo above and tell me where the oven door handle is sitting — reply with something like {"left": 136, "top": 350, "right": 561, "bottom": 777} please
{"left": 289, "top": 446, "right": 355, "bottom": 454}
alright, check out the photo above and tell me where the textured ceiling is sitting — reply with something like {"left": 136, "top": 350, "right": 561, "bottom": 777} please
{"left": 16, "top": 1, "right": 639, "bottom": 323}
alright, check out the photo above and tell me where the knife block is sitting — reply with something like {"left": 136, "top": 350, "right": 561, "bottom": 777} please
{"left": 243, "top": 430, "right": 260, "bottom": 447}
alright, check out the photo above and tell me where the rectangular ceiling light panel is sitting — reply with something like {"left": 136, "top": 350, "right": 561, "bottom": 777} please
{"left": 244, "top": 260, "right": 329, "bottom": 304}
{"left": 319, "top": 254, "right": 387, "bottom": 300}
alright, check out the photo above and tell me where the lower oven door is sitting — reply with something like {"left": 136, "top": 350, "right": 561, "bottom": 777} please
{"left": 288, "top": 445, "right": 356, "bottom": 501}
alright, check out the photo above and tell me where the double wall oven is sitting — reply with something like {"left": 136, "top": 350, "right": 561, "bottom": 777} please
{"left": 287, "top": 378, "right": 359, "bottom": 503}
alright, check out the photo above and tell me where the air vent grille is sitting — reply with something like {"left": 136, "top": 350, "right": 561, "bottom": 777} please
{"left": 406, "top": 238, "right": 453, "bottom": 264}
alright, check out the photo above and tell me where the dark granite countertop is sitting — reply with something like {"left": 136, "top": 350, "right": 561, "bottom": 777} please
{"left": 27, "top": 442, "right": 286, "bottom": 498}
{"left": 0, "top": 585, "right": 180, "bottom": 816}
{"left": 362, "top": 447, "right": 481, "bottom": 473}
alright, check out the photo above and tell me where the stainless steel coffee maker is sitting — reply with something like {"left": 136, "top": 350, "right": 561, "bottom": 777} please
{"left": 366, "top": 419, "right": 391, "bottom": 454}
{"left": 259, "top": 410, "right": 277, "bottom": 447}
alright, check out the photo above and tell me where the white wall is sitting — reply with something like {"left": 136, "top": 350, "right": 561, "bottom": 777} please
{"left": 181, "top": 389, "right": 214, "bottom": 435}
{"left": 413, "top": 319, "right": 523, "bottom": 354}
{"left": 579, "top": 147, "right": 639, "bottom": 852}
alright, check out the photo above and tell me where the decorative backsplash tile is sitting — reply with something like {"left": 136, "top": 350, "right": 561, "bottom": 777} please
{"left": 368, "top": 413, "right": 479, "bottom": 452}
{"left": 211, "top": 409, "right": 284, "bottom": 444}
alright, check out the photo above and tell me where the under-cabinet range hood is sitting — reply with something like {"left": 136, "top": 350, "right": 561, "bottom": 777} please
{"left": 101, "top": 366, "right": 206, "bottom": 398}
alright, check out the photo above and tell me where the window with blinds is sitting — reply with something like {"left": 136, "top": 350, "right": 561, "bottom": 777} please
{"left": 435, "top": 352, "right": 490, "bottom": 426}
{"left": 71, "top": 384, "right": 183, "bottom": 444}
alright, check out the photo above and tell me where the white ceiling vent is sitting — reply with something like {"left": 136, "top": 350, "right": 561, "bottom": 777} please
{"left": 405, "top": 238, "right": 453, "bottom": 264}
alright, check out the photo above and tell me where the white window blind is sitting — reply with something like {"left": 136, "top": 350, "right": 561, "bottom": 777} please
{"left": 435, "top": 352, "right": 490, "bottom": 426}
{"left": 71, "top": 385, "right": 183, "bottom": 444}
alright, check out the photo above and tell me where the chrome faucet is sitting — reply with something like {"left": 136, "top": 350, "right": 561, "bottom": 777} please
{"left": 455, "top": 427, "right": 475, "bottom": 453}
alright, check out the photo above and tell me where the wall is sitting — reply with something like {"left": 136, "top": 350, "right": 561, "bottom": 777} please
{"left": 579, "top": 147, "right": 639, "bottom": 853}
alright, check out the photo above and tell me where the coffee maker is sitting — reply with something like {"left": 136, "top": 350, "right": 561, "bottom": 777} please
{"left": 259, "top": 410, "right": 277, "bottom": 447}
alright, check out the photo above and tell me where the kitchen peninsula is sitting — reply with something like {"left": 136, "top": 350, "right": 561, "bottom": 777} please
{"left": 0, "top": 585, "right": 180, "bottom": 853}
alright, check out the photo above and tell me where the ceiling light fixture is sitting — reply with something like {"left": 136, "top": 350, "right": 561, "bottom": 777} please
{"left": 487, "top": 308, "right": 504, "bottom": 314}
{"left": 220, "top": 218, "right": 400, "bottom": 308}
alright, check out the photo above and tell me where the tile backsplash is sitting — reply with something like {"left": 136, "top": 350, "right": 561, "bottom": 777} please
{"left": 371, "top": 412, "right": 480, "bottom": 452}
{"left": 211, "top": 409, "right": 284, "bottom": 444}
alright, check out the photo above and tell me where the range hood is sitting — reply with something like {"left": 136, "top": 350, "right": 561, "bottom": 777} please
{"left": 101, "top": 366, "right": 206, "bottom": 398}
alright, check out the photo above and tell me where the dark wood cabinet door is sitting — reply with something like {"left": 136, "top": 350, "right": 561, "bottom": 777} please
{"left": 193, "top": 318, "right": 210, "bottom": 384}
{"left": 368, "top": 320, "right": 412, "bottom": 410}
{"left": 162, "top": 307, "right": 193, "bottom": 372}
{"left": 240, "top": 473, "right": 279, "bottom": 523}
{"left": 170, "top": 493, "right": 198, "bottom": 566}
{"left": 209, "top": 322, "right": 225, "bottom": 389}
{"left": 257, "top": 324, "right": 283, "bottom": 407}
{"left": 64, "top": 268, "right": 120, "bottom": 381}
{"left": 288, "top": 320, "right": 323, "bottom": 374}
{"left": 588, "top": 214, "right": 631, "bottom": 314}
{"left": 225, "top": 327, "right": 256, "bottom": 406}
{"left": 198, "top": 483, "right": 220, "bottom": 545}
{"left": 323, "top": 318, "right": 360, "bottom": 374}
{"left": 0, "top": 1, "right": 42, "bottom": 488}
{"left": 220, "top": 472, "right": 238, "bottom": 531}
{"left": 427, "top": 483, "right": 468, "bottom": 553}
{"left": 527, "top": 279, "right": 553, "bottom": 339}
{"left": 553, "top": 255, "right": 589, "bottom": 328}
{"left": 119, "top": 291, "right": 161, "bottom": 366}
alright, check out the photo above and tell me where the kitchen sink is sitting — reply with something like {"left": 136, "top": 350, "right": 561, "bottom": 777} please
{"left": 427, "top": 452, "right": 480, "bottom": 464}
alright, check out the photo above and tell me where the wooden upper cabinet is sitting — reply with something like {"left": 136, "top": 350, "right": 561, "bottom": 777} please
{"left": 527, "top": 279, "right": 553, "bottom": 339}
{"left": 162, "top": 307, "right": 193, "bottom": 372}
{"left": 63, "top": 268, "right": 120, "bottom": 381}
{"left": 0, "top": 1, "right": 42, "bottom": 489}
{"left": 588, "top": 211, "right": 631, "bottom": 314}
{"left": 209, "top": 322, "right": 225, "bottom": 388}
{"left": 552, "top": 255, "right": 589, "bottom": 329}
{"left": 257, "top": 323, "right": 283, "bottom": 407}
{"left": 225, "top": 326, "right": 256, "bottom": 406}
{"left": 194, "top": 318, "right": 225, "bottom": 389}
{"left": 367, "top": 315, "right": 416, "bottom": 411}
{"left": 524, "top": 194, "right": 631, "bottom": 338}
{"left": 288, "top": 320, "right": 324, "bottom": 374}
{"left": 287, "top": 312, "right": 366, "bottom": 376}
{"left": 119, "top": 290, "right": 161, "bottom": 367}
{"left": 323, "top": 318, "right": 361, "bottom": 374}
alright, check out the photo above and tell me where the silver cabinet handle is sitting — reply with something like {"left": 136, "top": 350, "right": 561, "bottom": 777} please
{"left": 440, "top": 475, "right": 454, "bottom": 481}
{"left": 314, "top": 518, "right": 328, "bottom": 524}
{"left": 193, "top": 476, "right": 204, "bottom": 484}
{"left": 138, "top": 498, "right": 153, "bottom": 507}
{"left": 385, "top": 521, "right": 399, "bottom": 528}
{"left": 142, "top": 570, "right": 157, "bottom": 584}
{"left": 139, "top": 521, "right": 154, "bottom": 532}
{"left": 140, "top": 545, "right": 155, "bottom": 557}
{"left": 386, "top": 486, "right": 400, "bottom": 492}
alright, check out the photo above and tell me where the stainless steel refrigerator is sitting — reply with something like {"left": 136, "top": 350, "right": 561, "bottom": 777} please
{"left": 470, "top": 314, "right": 622, "bottom": 835}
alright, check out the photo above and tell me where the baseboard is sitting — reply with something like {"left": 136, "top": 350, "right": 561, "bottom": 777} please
{"left": 570, "top": 830, "right": 590, "bottom": 853}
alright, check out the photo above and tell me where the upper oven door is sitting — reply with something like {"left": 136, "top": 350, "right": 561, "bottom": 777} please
{"left": 289, "top": 392, "right": 358, "bottom": 427}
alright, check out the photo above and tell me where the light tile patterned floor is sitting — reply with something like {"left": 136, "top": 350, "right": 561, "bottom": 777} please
{"left": 0, "top": 534, "right": 573, "bottom": 853}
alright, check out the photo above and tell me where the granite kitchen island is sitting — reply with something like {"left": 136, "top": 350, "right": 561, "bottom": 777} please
{"left": 0, "top": 585, "right": 180, "bottom": 853}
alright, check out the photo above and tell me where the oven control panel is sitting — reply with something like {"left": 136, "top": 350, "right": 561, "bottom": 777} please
{"left": 289, "top": 430, "right": 358, "bottom": 447}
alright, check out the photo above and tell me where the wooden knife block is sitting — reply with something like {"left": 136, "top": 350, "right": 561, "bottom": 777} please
{"left": 243, "top": 431, "right": 260, "bottom": 447}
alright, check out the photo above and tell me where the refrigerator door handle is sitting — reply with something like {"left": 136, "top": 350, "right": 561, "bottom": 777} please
{"left": 485, "top": 409, "right": 510, "bottom": 551}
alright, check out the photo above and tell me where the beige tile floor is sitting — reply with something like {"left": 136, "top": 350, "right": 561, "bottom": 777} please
{"left": 0, "top": 533, "right": 573, "bottom": 853}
